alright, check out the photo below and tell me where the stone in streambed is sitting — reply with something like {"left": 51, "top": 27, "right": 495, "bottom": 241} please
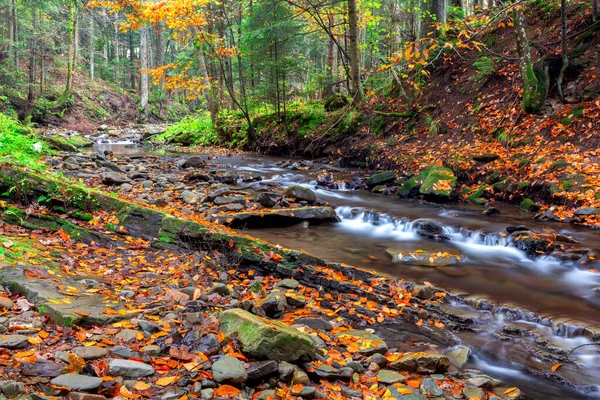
{"left": 366, "top": 171, "right": 396, "bottom": 188}
{"left": 219, "top": 309, "right": 316, "bottom": 362}
{"left": 390, "top": 352, "right": 449, "bottom": 374}
{"left": 72, "top": 346, "right": 108, "bottom": 360}
{"left": 181, "top": 190, "right": 199, "bottom": 205}
{"left": 335, "top": 330, "right": 388, "bottom": 356}
{"left": 0, "top": 334, "right": 28, "bottom": 349}
{"left": 256, "top": 192, "right": 282, "bottom": 208}
{"left": 50, "top": 374, "right": 103, "bottom": 391}
{"left": 211, "top": 356, "right": 247, "bottom": 384}
{"left": 108, "top": 359, "right": 155, "bottom": 377}
{"left": 446, "top": 345, "right": 471, "bottom": 368}
{"left": 285, "top": 186, "right": 316, "bottom": 203}
{"left": 377, "top": 369, "right": 406, "bottom": 384}
{"left": 102, "top": 171, "right": 130, "bottom": 185}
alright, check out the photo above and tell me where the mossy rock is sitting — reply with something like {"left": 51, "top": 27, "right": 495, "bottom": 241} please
{"left": 398, "top": 176, "right": 420, "bottom": 198}
{"left": 486, "top": 172, "right": 504, "bottom": 184}
{"left": 550, "top": 159, "right": 568, "bottom": 171}
{"left": 219, "top": 309, "right": 316, "bottom": 362}
{"left": 467, "top": 186, "right": 488, "bottom": 201}
{"left": 67, "top": 135, "right": 94, "bottom": 148}
{"left": 520, "top": 198, "right": 540, "bottom": 212}
{"left": 366, "top": 171, "right": 396, "bottom": 188}
{"left": 372, "top": 185, "right": 387, "bottom": 193}
{"left": 419, "top": 165, "right": 457, "bottom": 200}
{"left": 492, "top": 181, "right": 509, "bottom": 193}
{"left": 518, "top": 181, "right": 531, "bottom": 192}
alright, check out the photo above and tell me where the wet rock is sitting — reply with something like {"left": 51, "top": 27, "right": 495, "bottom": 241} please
{"left": 285, "top": 186, "right": 316, "bottom": 203}
{"left": 142, "top": 345, "right": 161, "bottom": 356}
{"left": 208, "top": 283, "right": 230, "bottom": 296}
{"left": 258, "top": 292, "right": 287, "bottom": 317}
{"left": 219, "top": 309, "right": 316, "bottom": 362}
{"left": 183, "top": 156, "right": 205, "bottom": 169}
{"left": 464, "top": 385, "right": 485, "bottom": 399}
{"left": 213, "top": 207, "right": 337, "bottom": 227}
{"left": 196, "top": 333, "right": 221, "bottom": 355}
{"left": 412, "top": 219, "right": 450, "bottom": 240}
{"left": 291, "top": 369, "right": 309, "bottom": 385}
{"left": 72, "top": 346, "right": 108, "bottom": 360}
{"left": 467, "top": 376, "right": 493, "bottom": 388}
{"left": 137, "top": 320, "right": 161, "bottom": 333}
{"left": 102, "top": 171, "right": 130, "bottom": 185}
{"left": 484, "top": 207, "right": 501, "bottom": 216}
{"left": 214, "top": 196, "right": 246, "bottom": 206}
{"left": 278, "top": 361, "right": 295, "bottom": 382}
{"left": 108, "top": 359, "right": 155, "bottom": 377}
{"left": 520, "top": 198, "right": 540, "bottom": 212}
{"left": 200, "top": 389, "right": 214, "bottom": 400}
{"left": 291, "top": 385, "right": 316, "bottom": 398}
{"left": 366, "top": 171, "right": 396, "bottom": 188}
{"left": 0, "top": 334, "right": 28, "bottom": 349}
{"left": 419, "top": 378, "right": 444, "bottom": 396}
{"left": 511, "top": 232, "right": 554, "bottom": 257}
{"left": 506, "top": 225, "right": 530, "bottom": 234}
{"left": 67, "top": 393, "right": 109, "bottom": 400}
{"left": 335, "top": 330, "right": 388, "bottom": 356}
{"left": 445, "top": 345, "right": 471, "bottom": 368}
{"left": 246, "top": 360, "right": 279, "bottom": 381}
{"left": 389, "top": 353, "right": 449, "bottom": 374}
{"left": 256, "top": 192, "right": 282, "bottom": 208}
{"left": 377, "top": 369, "right": 406, "bottom": 384}
{"left": 494, "top": 386, "right": 523, "bottom": 399}
{"left": 0, "top": 297, "right": 14, "bottom": 310}
{"left": 386, "top": 249, "right": 461, "bottom": 267}
{"left": 293, "top": 317, "right": 333, "bottom": 331}
{"left": 211, "top": 356, "right": 247, "bottom": 384}
{"left": 367, "top": 353, "right": 388, "bottom": 368}
{"left": 181, "top": 191, "right": 199, "bottom": 205}
{"left": 50, "top": 374, "right": 103, "bottom": 391}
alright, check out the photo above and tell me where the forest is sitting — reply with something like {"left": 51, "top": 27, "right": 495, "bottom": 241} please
{"left": 0, "top": 0, "right": 599, "bottom": 400}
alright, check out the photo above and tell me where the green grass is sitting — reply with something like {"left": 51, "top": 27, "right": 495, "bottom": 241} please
{"left": 0, "top": 112, "right": 50, "bottom": 170}
{"left": 157, "top": 112, "right": 219, "bottom": 146}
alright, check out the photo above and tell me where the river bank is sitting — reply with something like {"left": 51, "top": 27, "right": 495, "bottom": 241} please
{"left": 1, "top": 131, "right": 599, "bottom": 399}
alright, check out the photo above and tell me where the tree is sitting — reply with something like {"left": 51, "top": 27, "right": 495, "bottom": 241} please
{"left": 140, "top": 25, "right": 149, "bottom": 119}
{"left": 348, "top": 0, "right": 362, "bottom": 101}
{"left": 64, "top": 0, "right": 76, "bottom": 95}
{"left": 512, "top": 3, "right": 544, "bottom": 113}
{"left": 558, "top": 0, "right": 568, "bottom": 100}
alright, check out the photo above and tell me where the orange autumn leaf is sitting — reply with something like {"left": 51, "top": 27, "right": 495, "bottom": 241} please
{"left": 551, "top": 363, "right": 562, "bottom": 371}
{"left": 156, "top": 376, "right": 179, "bottom": 386}
{"left": 214, "top": 385, "right": 241, "bottom": 397}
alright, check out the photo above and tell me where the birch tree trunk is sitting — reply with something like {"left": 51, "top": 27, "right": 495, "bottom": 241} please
{"left": 139, "top": 26, "right": 149, "bottom": 119}
{"left": 65, "top": 0, "right": 75, "bottom": 95}
{"left": 89, "top": 14, "right": 94, "bottom": 81}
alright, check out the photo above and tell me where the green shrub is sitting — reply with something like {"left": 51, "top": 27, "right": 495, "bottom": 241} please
{"left": 0, "top": 113, "right": 49, "bottom": 170}
{"left": 158, "top": 113, "right": 219, "bottom": 146}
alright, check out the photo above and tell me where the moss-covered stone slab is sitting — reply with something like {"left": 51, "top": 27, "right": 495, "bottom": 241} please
{"left": 398, "top": 165, "right": 456, "bottom": 200}
{"left": 219, "top": 309, "right": 316, "bottom": 362}
{"left": 366, "top": 171, "right": 396, "bottom": 188}
{"left": 0, "top": 265, "right": 126, "bottom": 326}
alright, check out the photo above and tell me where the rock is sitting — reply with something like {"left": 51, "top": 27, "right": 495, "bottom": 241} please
{"left": 256, "top": 192, "right": 282, "bottom": 208}
{"left": 211, "top": 356, "right": 248, "bottom": 384}
{"left": 293, "top": 317, "right": 333, "bottom": 331}
{"left": 258, "top": 292, "right": 287, "bottom": 317}
{"left": 420, "top": 378, "right": 444, "bottom": 396}
{"left": 21, "top": 361, "right": 65, "bottom": 377}
{"left": 390, "top": 353, "right": 449, "bottom": 374}
{"left": 445, "top": 345, "right": 471, "bottom": 368}
{"left": 142, "top": 345, "right": 161, "bottom": 356}
{"left": 520, "top": 198, "right": 540, "bottom": 212}
{"left": 183, "top": 156, "right": 205, "bottom": 169}
{"left": 0, "top": 334, "right": 28, "bottom": 349}
{"left": 196, "top": 333, "right": 221, "bottom": 355}
{"left": 0, "top": 297, "right": 14, "bottom": 310}
{"left": 511, "top": 232, "right": 554, "bottom": 257}
{"left": 275, "top": 279, "right": 299, "bottom": 290}
{"left": 484, "top": 207, "right": 501, "bottom": 216}
{"left": 108, "top": 359, "right": 155, "bottom": 377}
{"left": 138, "top": 320, "right": 161, "bottom": 333}
{"left": 377, "top": 369, "right": 406, "bottom": 384}
{"left": 366, "top": 171, "right": 396, "bottom": 188}
{"left": 111, "top": 346, "right": 151, "bottom": 363}
{"left": 473, "top": 154, "right": 500, "bottom": 163}
{"left": 164, "top": 289, "right": 190, "bottom": 304}
{"left": 208, "top": 283, "right": 230, "bottom": 296}
{"left": 574, "top": 207, "right": 600, "bottom": 216}
{"left": 464, "top": 385, "right": 485, "bottom": 399}
{"left": 50, "top": 374, "right": 103, "bottom": 391}
{"left": 291, "top": 385, "right": 316, "bottom": 398}
{"left": 386, "top": 249, "right": 461, "bottom": 267}
{"left": 285, "top": 186, "right": 316, "bottom": 203}
{"left": 205, "top": 187, "right": 231, "bottom": 202}
{"left": 291, "top": 369, "right": 309, "bottom": 385}
{"left": 213, "top": 207, "right": 338, "bottom": 227}
{"left": 324, "top": 94, "right": 349, "bottom": 112}
{"left": 246, "top": 360, "right": 279, "bottom": 381}
{"left": 467, "top": 376, "right": 493, "bottom": 388}
{"left": 219, "top": 309, "right": 316, "bottom": 362}
{"left": 278, "top": 361, "right": 295, "bottom": 382}
{"left": 102, "top": 171, "right": 130, "bottom": 185}
{"left": 417, "top": 165, "right": 457, "bottom": 200}
{"left": 67, "top": 392, "right": 109, "bottom": 400}
{"left": 0, "top": 380, "right": 24, "bottom": 397}
{"left": 214, "top": 196, "right": 246, "bottom": 206}
{"left": 506, "top": 225, "right": 530, "bottom": 234}
{"left": 335, "top": 330, "right": 388, "bottom": 356}
{"left": 72, "top": 346, "right": 109, "bottom": 360}
{"left": 181, "top": 191, "right": 199, "bottom": 205}
{"left": 115, "top": 329, "right": 141, "bottom": 342}
{"left": 367, "top": 353, "right": 389, "bottom": 368}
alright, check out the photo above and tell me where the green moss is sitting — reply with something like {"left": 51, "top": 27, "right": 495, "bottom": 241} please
{"left": 550, "top": 159, "right": 568, "bottom": 171}
{"left": 419, "top": 166, "right": 457, "bottom": 197}
{"left": 467, "top": 186, "right": 488, "bottom": 201}
{"left": 398, "top": 176, "right": 419, "bottom": 197}
{"left": 520, "top": 198, "right": 539, "bottom": 212}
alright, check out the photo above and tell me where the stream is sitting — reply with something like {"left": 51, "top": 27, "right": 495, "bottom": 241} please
{"left": 94, "top": 143, "right": 600, "bottom": 399}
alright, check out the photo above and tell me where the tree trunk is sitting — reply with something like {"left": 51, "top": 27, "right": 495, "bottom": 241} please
{"left": 12, "top": 0, "right": 19, "bottom": 67}
{"left": 196, "top": 42, "right": 219, "bottom": 124}
{"left": 593, "top": 0, "right": 598, "bottom": 19}
{"left": 129, "top": 31, "right": 135, "bottom": 89}
{"left": 139, "top": 26, "right": 149, "bottom": 119}
{"left": 512, "top": 5, "right": 543, "bottom": 113}
{"left": 26, "top": 9, "right": 36, "bottom": 116}
{"left": 89, "top": 14, "right": 95, "bottom": 81}
{"left": 348, "top": 0, "right": 362, "bottom": 102}
{"left": 113, "top": 13, "right": 120, "bottom": 84}
{"left": 65, "top": 0, "right": 75, "bottom": 95}
{"left": 557, "top": 0, "right": 568, "bottom": 100}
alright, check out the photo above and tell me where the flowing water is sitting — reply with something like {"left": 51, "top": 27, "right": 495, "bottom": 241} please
{"left": 94, "top": 145, "right": 600, "bottom": 399}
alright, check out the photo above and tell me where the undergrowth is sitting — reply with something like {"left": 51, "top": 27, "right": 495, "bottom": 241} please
{"left": 0, "top": 112, "right": 49, "bottom": 170}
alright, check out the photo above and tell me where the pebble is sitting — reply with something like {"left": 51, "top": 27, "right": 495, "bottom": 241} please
{"left": 50, "top": 374, "right": 103, "bottom": 391}
{"left": 72, "top": 346, "right": 108, "bottom": 360}
{"left": 211, "top": 356, "right": 247, "bottom": 384}
{"left": 108, "top": 359, "right": 155, "bottom": 377}
{"left": 0, "top": 334, "right": 28, "bottom": 349}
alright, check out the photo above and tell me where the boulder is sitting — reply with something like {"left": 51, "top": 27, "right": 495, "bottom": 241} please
{"left": 285, "top": 186, "right": 316, "bottom": 203}
{"left": 183, "top": 156, "right": 205, "bottom": 169}
{"left": 108, "top": 359, "right": 155, "bottom": 377}
{"left": 256, "top": 192, "right": 282, "bottom": 208}
{"left": 50, "top": 374, "right": 103, "bottom": 391}
{"left": 366, "top": 171, "right": 396, "bottom": 188}
{"left": 574, "top": 207, "right": 600, "bottom": 216}
{"left": 399, "top": 165, "right": 456, "bottom": 201}
{"left": 181, "top": 191, "right": 199, "bottom": 205}
{"left": 219, "top": 309, "right": 316, "bottom": 362}
{"left": 212, "top": 207, "right": 338, "bottom": 228}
